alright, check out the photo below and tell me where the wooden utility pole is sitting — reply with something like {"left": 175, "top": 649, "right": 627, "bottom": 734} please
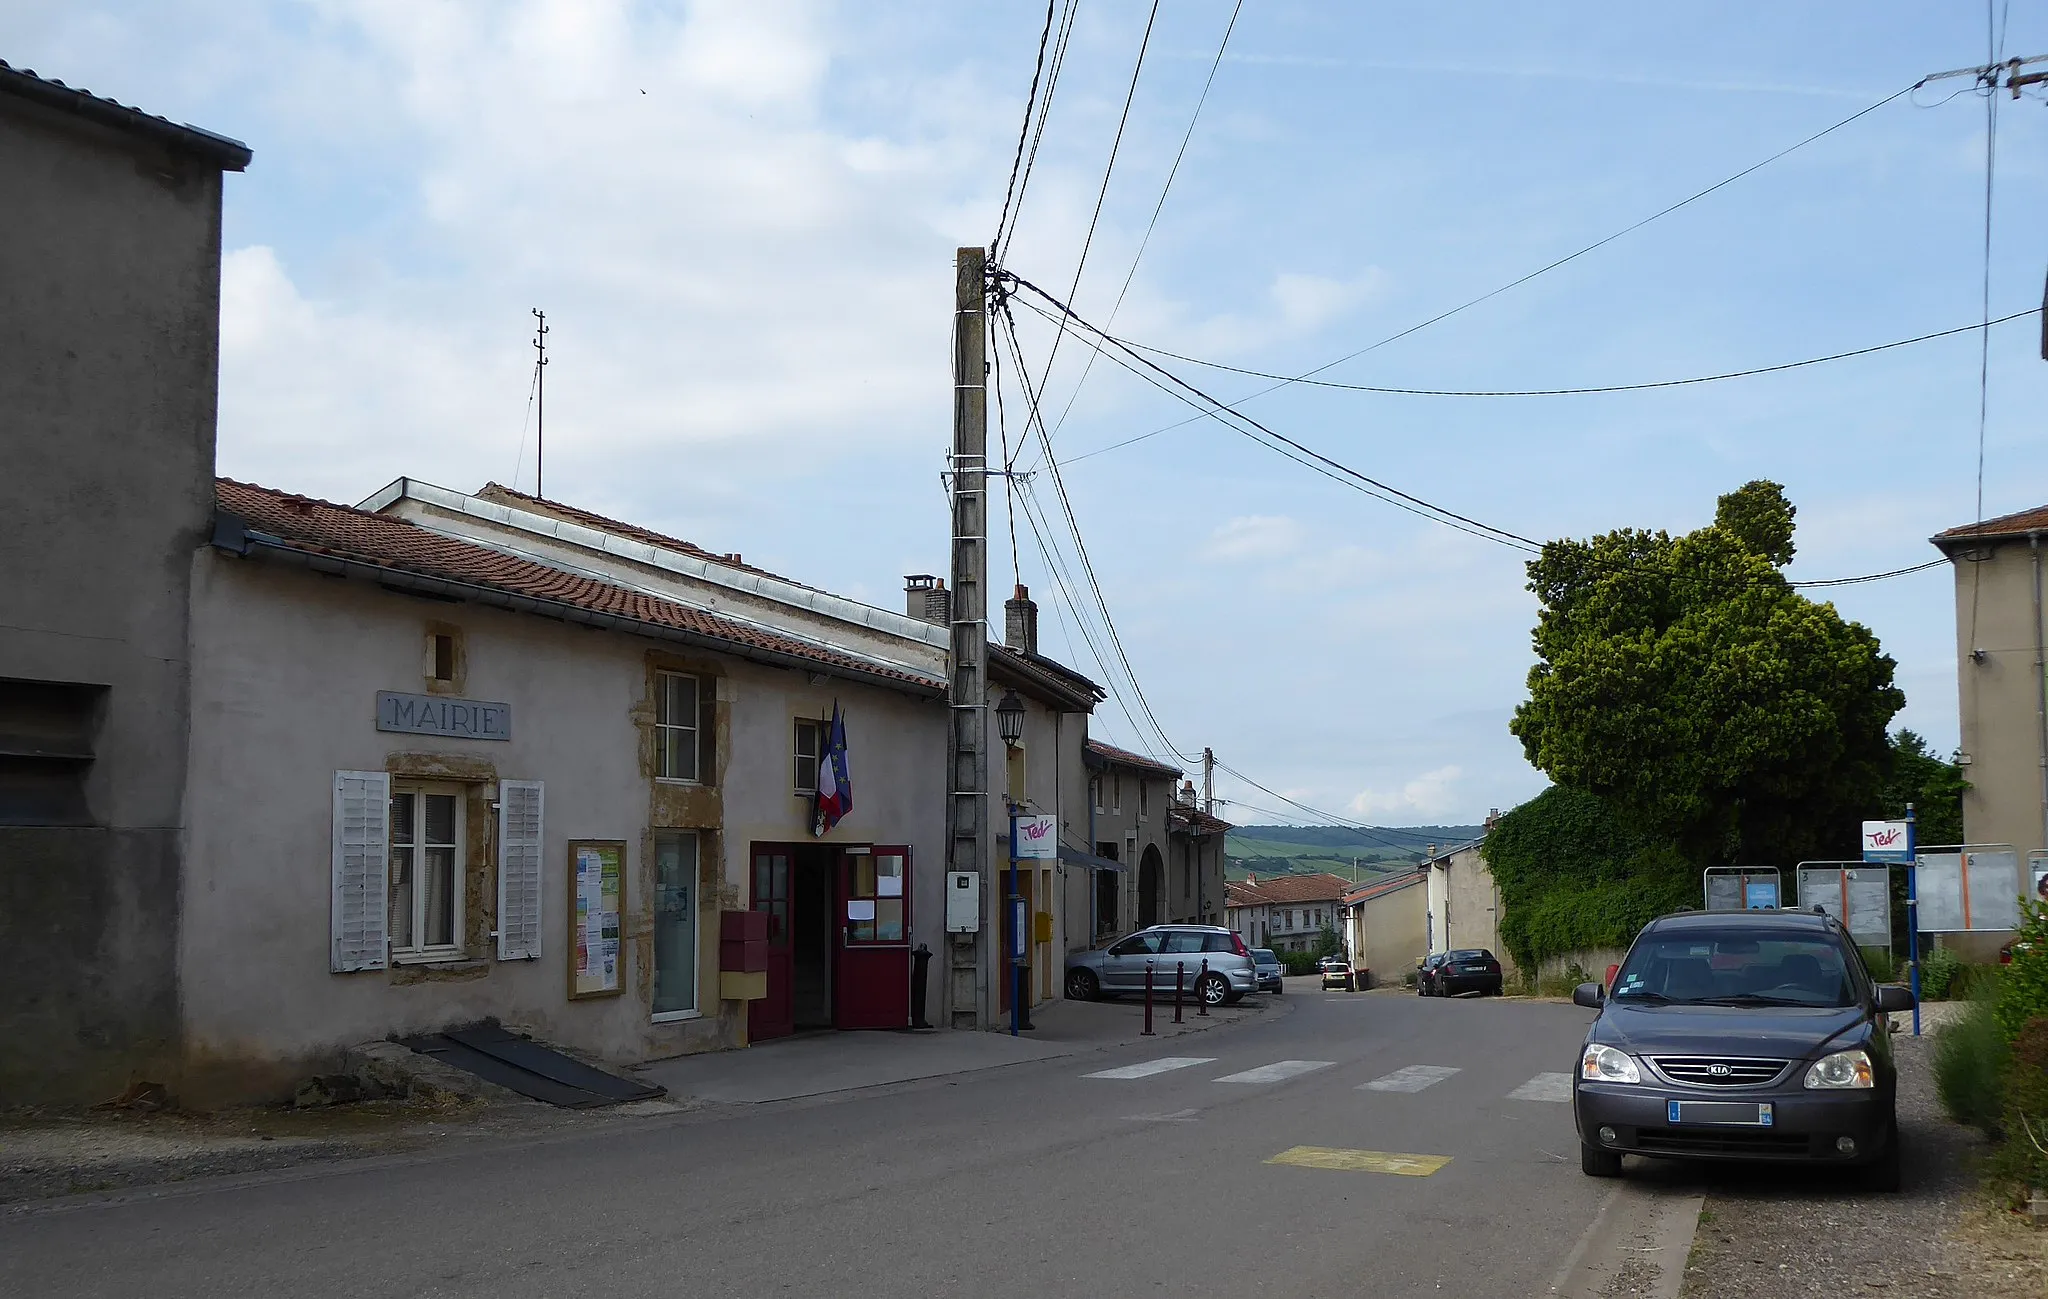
{"left": 947, "top": 248, "right": 991, "bottom": 1030}
{"left": 531, "top": 308, "right": 549, "bottom": 497}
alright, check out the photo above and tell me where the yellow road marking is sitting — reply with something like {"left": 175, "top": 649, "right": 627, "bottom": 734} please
{"left": 1265, "top": 1145, "right": 1452, "bottom": 1177}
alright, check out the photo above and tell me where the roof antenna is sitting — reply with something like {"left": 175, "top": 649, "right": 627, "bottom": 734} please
{"left": 531, "top": 308, "right": 549, "bottom": 497}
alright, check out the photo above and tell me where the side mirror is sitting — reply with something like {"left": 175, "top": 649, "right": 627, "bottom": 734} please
{"left": 1572, "top": 981, "right": 1605, "bottom": 1009}
{"left": 1874, "top": 984, "right": 1916, "bottom": 1014}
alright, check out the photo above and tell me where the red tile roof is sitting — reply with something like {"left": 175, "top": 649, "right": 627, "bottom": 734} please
{"left": 217, "top": 479, "right": 942, "bottom": 693}
{"left": 1933, "top": 503, "right": 2048, "bottom": 546}
{"left": 1224, "top": 873, "right": 1355, "bottom": 906}
{"left": 1084, "top": 739, "right": 1181, "bottom": 778}
{"left": 474, "top": 482, "right": 807, "bottom": 586}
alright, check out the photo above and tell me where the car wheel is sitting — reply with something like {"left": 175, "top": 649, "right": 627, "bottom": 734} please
{"left": 1065, "top": 969, "right": 1099, "bottom": 1001}
{"left": 1858, "top": 1122, "right": 1902, "bottom": 1193}
{"left": 1198, "top": 972, "right": 1229, "bottom": 1007}
{"left": 1580, "top": 1141, "right": 1624, "bottom": 1178}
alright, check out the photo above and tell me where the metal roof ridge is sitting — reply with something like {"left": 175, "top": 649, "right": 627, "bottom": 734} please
{"left": 395, "top": 520, "right": 945, "bottom": 688}
{"left": 359, "top": 477, "right": 950, "bottom": 651}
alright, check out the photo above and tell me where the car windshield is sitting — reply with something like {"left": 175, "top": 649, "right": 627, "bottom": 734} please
{"left": 1611, "top": 929, "right": 1858, "bottom": 1007}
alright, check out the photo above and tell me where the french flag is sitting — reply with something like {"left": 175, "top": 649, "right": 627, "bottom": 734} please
{"left": 814, "top": 702, "right": 853, "bottom": 835}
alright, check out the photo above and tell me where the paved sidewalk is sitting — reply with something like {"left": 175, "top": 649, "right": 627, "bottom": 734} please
{"left": 637, "top": 994, "right": 1275, "bottom": 1104}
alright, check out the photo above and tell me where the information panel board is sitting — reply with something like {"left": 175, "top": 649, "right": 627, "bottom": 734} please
{"left": 568, "top": 840, "right": 625, "bottom": 999}
{"left": 1915, "top": 848, "right": 2022, "bottom": 933}
{"left": 1795, "top": 864, "right": 1891, "bottom": 946}
{"left": 1705, "top": 868, "right": 1780, "bottom": 911}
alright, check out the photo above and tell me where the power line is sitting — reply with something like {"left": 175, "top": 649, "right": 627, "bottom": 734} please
{"left": 990, "top": 0, "right": 1060, "bottom": 257}
{"left": 1027, "top": 0, "right": 1163, "bottom": 466}
{"left": 1213, "top": 760, "right": 1441, "bottom": 853}
{"left": 1096, "top": 307, "right": 2039, "bottom": 399}
{"left": 1003, "top": 276, "right": 1958, "bottom": 591}
{"left": 999, "top": 0, "right": 1082, "bottom": 264}
{"left": 1038, "top": 80, "right": 1921, "bottom": 467}
{"left": 1033, "top": 0, "right": 1244, "bottom": 467}
{"left": 998, "top": 298, "right": 1197, "bottom": 764}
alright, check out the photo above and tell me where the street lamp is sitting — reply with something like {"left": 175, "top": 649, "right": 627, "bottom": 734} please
{"left": 996, "top": 689, "right": 1025, "bottom": 748}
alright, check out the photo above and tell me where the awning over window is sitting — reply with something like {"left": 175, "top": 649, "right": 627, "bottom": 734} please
{"left": 1059, "top": 843, "right": 1126, "bottom": 872}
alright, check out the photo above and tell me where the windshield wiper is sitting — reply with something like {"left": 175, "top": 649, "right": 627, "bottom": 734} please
{"left": 1609, "top": 990, "right": 1671, "bottom": 1004}
{"left": 1691, "top": 993, "right": 1820, "bottom": 1007}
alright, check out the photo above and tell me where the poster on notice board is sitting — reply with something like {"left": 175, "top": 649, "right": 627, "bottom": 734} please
{"left": 568, "top": 840, "right": 625, "bottom": 999}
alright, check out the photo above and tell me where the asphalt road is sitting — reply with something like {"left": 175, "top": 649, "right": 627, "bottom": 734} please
{"left": 1, "top": 990, "right": 1616, "bottom": 1298}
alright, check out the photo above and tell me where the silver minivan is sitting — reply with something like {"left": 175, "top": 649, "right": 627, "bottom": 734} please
{"left": 1064, "top": 925, "right": 1258, "bottom": 1007}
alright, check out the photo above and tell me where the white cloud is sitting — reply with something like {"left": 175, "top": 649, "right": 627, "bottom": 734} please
{"left": 1204, "top": 514, "right": 1303, "bottom": 561}
{"left": 1347, "top": 766, "right": 1465, "bottom": 820}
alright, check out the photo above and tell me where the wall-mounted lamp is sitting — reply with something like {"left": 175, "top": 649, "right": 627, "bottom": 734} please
{"left": 996, "top": 689, "right": 1025, "bottom": 748}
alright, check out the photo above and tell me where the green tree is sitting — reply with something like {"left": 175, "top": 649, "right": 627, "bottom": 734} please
{"left": 1879, "top": 730, "right": 1968, "bottom": 848}
{"left": 1510, "top": 481, "right": 1905, "bottom": 867}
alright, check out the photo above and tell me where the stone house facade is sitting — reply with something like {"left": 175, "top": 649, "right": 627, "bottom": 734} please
{"left": 1225, "top": 873, "right": 1351, "bottom": 953}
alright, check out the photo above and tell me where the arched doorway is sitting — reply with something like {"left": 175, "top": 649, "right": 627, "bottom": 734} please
{"left": 1138, "top": 844, "right": 1163, "bottom": 927}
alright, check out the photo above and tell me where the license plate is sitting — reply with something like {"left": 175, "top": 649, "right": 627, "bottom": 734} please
{"left": 1668, "top": 1100, "right": 1773, "bottom": 1126}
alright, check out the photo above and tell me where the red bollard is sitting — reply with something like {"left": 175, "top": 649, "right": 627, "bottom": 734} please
{"left": 1174, "top": 962, "right": 1186, "bottom": 1024}
{"left": 1143, "top": 961, "right": 1156, "bottom": 1035}
{"left": 1197, "top": 958, "right": 1210, "bottom": 1016}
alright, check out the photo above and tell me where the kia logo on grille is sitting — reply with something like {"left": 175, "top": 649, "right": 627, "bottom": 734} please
{"left": 1708, "top": 1064, "right": 1731, "bottom": 1077}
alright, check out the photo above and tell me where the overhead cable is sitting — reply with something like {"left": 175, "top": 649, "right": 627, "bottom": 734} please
{"left": 1003, "top": 274, "right": 1956, "bottom": 591}
{"left": 990, "top": 0, "right": 1061, "bottom": 257}
{"left": 1098, "top": 308, "right": 2039, "bottom": 399}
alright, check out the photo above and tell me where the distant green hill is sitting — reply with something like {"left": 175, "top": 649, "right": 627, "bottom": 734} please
{"left": 1224, "top": 823, "right": 1486, "bottom": 885}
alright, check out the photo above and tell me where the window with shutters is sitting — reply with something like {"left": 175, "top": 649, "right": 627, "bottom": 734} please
{"left": 389, "top": 782, "right": 464, "bottom": 961}
{"left": 497, "top": 779, "right": 544, "bottom": 961}
{"left": 793, "top": 719, "right": 821, "bottom": 794}
{"left": 655, "top": 671, "right": 699, "bottom": 783}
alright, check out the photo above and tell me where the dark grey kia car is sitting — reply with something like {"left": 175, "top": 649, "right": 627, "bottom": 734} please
{"left": 1571, "top": 909, "right": 1916, "bottom": 1190}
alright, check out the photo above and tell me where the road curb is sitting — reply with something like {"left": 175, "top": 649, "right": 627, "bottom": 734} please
{"left": 1546, "top": 1182, "right": 1703, "bottom": 1298}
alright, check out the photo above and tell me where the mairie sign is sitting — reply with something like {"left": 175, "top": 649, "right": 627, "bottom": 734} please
{"left": 1011, "top": 813, "right": 1058, "bottom": 860}
{"left": 377, "top": 691, "right": 512, "bottom": 741}
{"left": 1860, "top": 820, "right": 1911, "bottom": 864}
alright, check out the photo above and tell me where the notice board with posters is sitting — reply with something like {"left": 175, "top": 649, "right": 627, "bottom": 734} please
{"left": 568, "top": 840, "right": 625, "bottom": 999}
{"left": 1915, "top": 848, "right": 2022, "bottom": 933}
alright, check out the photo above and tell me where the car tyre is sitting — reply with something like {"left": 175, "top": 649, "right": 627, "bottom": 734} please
{"left": 1198, "top": 972, "right": 1229, "bottom": 1007}
{"left": 1580, "top": 1141, "right": 1624, "bottom": 1178}
{"left": 1859, "top": 1121, "right": 1902, "bottom": 1193}
{"left": 1065, "top": 969, "right": 1100, "bottom": 1002}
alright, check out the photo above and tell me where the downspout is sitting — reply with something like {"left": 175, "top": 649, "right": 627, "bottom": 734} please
{"left": 2033, "top": 534, "right": 2048, "bottom": 850}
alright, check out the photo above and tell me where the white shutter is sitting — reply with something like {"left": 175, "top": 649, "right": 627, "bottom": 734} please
{"left": 497, "top": 779, "right": 545, "bottom": 961}
{"left": 331, "top": 770, "right": 390, "bottom": 972}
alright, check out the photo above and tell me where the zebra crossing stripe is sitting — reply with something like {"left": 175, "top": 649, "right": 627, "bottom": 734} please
{"left": 1085, "top": 1057, "right": 1216, "bottom": 1080}
{"left": 1359, "top": 1065, "right": 1461, "bottom": 1093}
{"left": 1507, "top": 1072, "right": 1573, "bottom": 1102}
{"left": 1214, "top": 1060, "right": 1334, "bottom": 1084}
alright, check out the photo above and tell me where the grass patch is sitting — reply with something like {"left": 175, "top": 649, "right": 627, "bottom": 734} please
{"left": 1935, "top": 992, "right": 2010, "bottom": 1137}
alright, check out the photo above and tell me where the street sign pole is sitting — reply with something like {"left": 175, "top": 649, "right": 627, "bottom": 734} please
{"left": 1007, "top": 810, "right": 1020, "bottom": 1038}
{"left": 1906, "top": 805, "right": 1920, "bottom": 1038}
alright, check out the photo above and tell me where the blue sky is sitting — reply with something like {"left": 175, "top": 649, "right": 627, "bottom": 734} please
{"left": 10, "top": 1, "right": 2045, "bottom": 826}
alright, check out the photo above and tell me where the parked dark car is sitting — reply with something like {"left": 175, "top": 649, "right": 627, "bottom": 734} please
{"left": 1416, "top": 952, "right": 1447, "bottom": 995}
{"left": 1571, "top": 909, "right": 1915, "bottom": 1190}
{"left": 1251, "top": 947, "right": 1285, "bottom": 994}
{"left": 1422, "top": 949, "right": 1502, "bottom": 996}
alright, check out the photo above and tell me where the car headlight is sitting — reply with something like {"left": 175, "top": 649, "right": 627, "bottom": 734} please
{"left": 1803, "top": 1049, "right": 1874, "bottom": 1090}
{"left": 1580, "top": 1044, "right": 1640, "bottom": 1084}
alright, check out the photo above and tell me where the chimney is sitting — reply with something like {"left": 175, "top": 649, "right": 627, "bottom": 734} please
{"left": 1004, "top": 583, "right": 1038, "bottom": 655}
{"left": 904, "top": 574, "right": 950, "bottom": 626}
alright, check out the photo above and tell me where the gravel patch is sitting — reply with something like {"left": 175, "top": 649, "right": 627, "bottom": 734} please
{"left": 1673, "top": 1033, "right": 2043, "bottom": 1297}
{"left": 0, "top": 1094, "right": 697, "bottom": 1208}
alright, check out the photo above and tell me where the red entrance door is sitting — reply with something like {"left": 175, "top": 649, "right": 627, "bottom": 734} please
{"left": 834, "top": 846, "right": 911, "bottom": 1029}
{"left": 748, "top": 847, "right": 794, "bottom": 1040}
